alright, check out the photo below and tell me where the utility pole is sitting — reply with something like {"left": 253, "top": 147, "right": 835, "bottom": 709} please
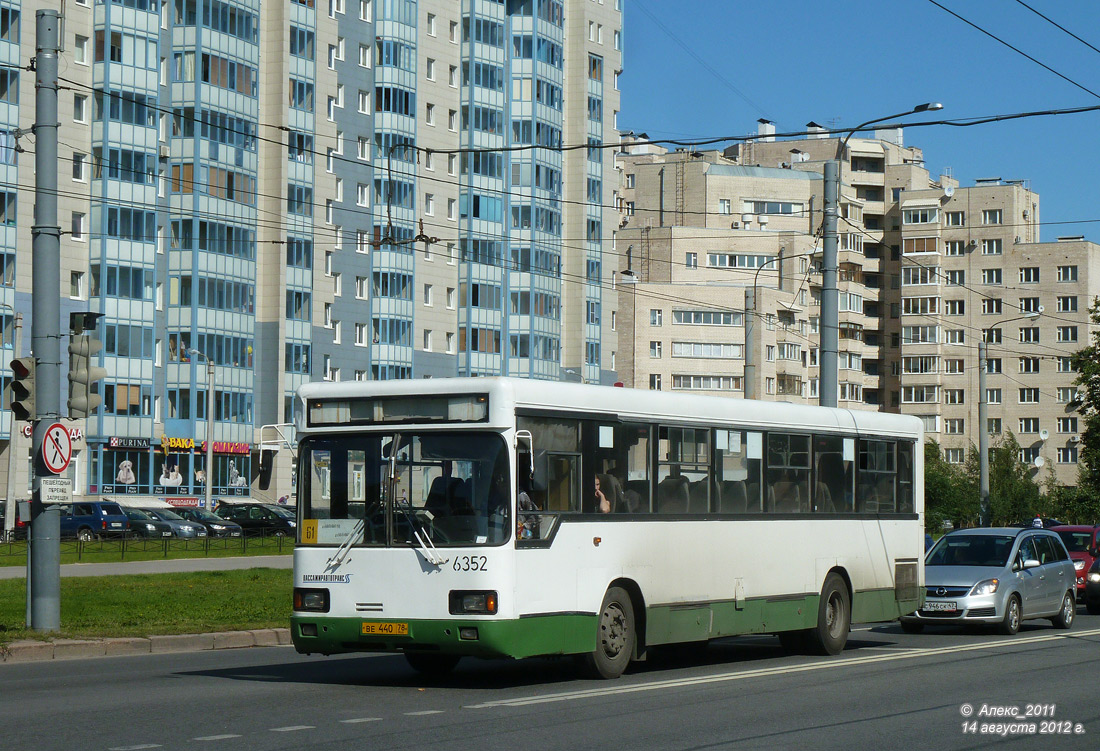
{"left": 29, "top": 9, "right": 62, "bottom": 632}
{"left": 819, "top": 161, "right": 839, "bottom": 408}
{"left": 978, "top": 340, "right": 990, "bottom": 527}
{"left": 744, "top": 288, "right": 757, "bottom": 400}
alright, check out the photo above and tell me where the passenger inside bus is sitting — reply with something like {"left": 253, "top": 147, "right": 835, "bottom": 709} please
{"left": 594, "top": 473, "right": 623, "bottom": 513}
{"left": 657, "top": 466, "right": 690, "bottom": 513}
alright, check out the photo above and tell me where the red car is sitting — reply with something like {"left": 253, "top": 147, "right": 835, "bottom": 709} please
{"left": 1051, "top": 525, "right": 1100, "bottom": 599}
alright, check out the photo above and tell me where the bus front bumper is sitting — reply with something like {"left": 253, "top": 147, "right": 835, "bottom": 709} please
{"left": 290, "top": 613, "right": 596, "bottom": 659}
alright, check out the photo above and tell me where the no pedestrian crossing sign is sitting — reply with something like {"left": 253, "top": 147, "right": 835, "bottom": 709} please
{"left": 42, "top": 422, "right": 72, "bottom": 475}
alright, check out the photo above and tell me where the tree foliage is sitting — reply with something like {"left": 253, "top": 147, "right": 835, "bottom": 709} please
{"left": 1071, "top": 298, "right": 1100, "bottom": 499}
{"left": 924, "top": 441, "right": 975, "bottom": 531}
{"left": 953, "top": 432, "right": 1040, "bottom": 527}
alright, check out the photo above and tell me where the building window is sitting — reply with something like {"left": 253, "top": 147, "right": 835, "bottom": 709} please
{"left": 1058, "top": 417, "right": 1078, "bottom": 433}
{"left": 982, "top": 209, "right": 1003, "bottom": 225}
{"left": 986, "top": 388, "right": 1002, "bottom": 405}
{"left": 685, "top": 252, "right": 697, "bottom": 269}
{"left": 650, "top": 341, "right": 662, "bottom": 358}
{"left": 944, "top": 419, "right": 964, "bottom": 435}
{"left": 1057, "top": 326, "right": 1078, "bottom": 343}
{"left": 651, "top": 309, "right": 662, "bottom": 326}
{"left": 944, "top": 240, "right": 966, "bottom": 256}
{"left": 649, "top": 374, "right": 662, "bottom": 391}
{"left": 981, "top": 298, "right": 1002, "bottom": 315}
{"left": 1057, "top": 295, "right": 1078, "bottom": 313}
{"left": 73, "top": 93, "right": 88, "bottom": 123}
{"left": 981, "top": 239, "right": 1002, "bottom": 255}
{"left": 945, "top": 211, "right": 964, "bottom": 226}
{"left": 1019, "top": 297, "right": 1040, "bottom": 313}
{"left": 1057, "top": 265, "right": 1077, "bottom": 282}
{"left": 1058, "top": 446, "right": 1079, "bottom": 464}
{"left": 981, "top": 268, "right": 1002, "bottom": 285}
{"left": 70, "top": 271, "right": 85, "bottom": 299}
{"left": 1019, "top": 267, "right": 1039, "bottom": 283}
{"left": 1018, "top": 388, "right": 1039, "bottom": 404}
{"left": 1019, "top": 327, "right": 1039, "bottom": 344}
{"left": 70, "top": 212, "right": 85, "bottom": 240}
{"left": 944, "top": 448, "right": 965, "bottom": 464}
{"left": 1019, "top": 417, "right": 1039, "bottom": 434}
{"left": 987, "top": 418, "right": 1001, "bottom": 435}
{"left": 1019, "top": 357, "right": 1039, "bottom": 374}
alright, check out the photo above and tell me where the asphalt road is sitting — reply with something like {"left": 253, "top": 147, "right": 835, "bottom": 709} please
{"left": 4, "top": 614, "right": 1098, "bottom": 751}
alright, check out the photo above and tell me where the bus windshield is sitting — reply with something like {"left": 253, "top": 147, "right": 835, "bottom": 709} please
{"left": 299, "top": 431, "right": 511, "bottom": 547}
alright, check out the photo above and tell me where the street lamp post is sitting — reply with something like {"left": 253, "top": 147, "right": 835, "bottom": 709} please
{"left": 821, "top": 102, "right": 943, "bottom": 407}
{"left": 744, "top": 257, "right": 778, "bottom": 401}
{"left": 190, "top": 349, "right": 214, "bottom": 511}
{"left": 977, "top": 310, "right": 1040, "bottom": 526}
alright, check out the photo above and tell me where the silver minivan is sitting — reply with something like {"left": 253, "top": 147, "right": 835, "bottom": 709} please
{"left": 901, "top": 527, "right": 1076, "bottom": 635}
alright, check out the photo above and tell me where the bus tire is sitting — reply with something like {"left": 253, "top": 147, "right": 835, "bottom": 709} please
{"left": 806, "top": 573, "right": 850, "bottom": 655}
{"left": 584, "top": 586, "right": 635, "bottom": 679}
{"left": 404, "top": 652, "right": 461, "bottom": 676}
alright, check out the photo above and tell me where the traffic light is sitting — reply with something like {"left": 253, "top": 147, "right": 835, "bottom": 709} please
{"left": 67, "top": 335, "right": 107, "bottom": 419}
{"left": 9, "top": 356, "right": 35, "bottom": 421}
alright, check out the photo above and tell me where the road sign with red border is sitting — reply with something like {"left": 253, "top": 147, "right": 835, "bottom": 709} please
{"left": 42, "top": 422, "right": 72, "bottom": 475}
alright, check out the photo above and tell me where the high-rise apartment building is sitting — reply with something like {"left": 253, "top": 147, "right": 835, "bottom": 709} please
{"left": 616, "top": 123, "right": 1091, "bottom": 487}
{"left": 0, "top": 0, "right": 621, "bottom": 517}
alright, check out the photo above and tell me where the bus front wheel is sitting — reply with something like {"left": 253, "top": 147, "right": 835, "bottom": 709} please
{"left": 584, "top": 586, "right": 635, "bottom": 679}
{"left": 404, "top": 652, "right": 461, "bottom": 676}
{"left": 806, "top": 573, "right": 850, "bottom": 655}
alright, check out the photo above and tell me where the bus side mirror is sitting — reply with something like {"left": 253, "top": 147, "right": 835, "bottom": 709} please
{"left": 257, "top": 450, "right": 276, "bottom": 490}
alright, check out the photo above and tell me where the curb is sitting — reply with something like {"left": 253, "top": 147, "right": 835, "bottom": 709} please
{"left": 1, "top": 628, "right": 292, "bottom": 663}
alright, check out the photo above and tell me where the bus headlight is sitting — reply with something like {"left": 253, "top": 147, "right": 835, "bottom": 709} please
{"left": 293, "top": 588, "right": 330, "bottom": 612}
{"left": 1089, "top": 572, "right": 1100, "bottom": 583}
{"left": 449, "top": 590, "right": 498, "bottom": 615}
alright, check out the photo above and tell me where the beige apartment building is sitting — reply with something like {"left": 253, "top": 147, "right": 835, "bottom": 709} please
{"left": 615, "top": 123, "right": 1093, "bottom": 487}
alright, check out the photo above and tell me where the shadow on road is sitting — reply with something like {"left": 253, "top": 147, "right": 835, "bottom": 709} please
{"left": 180, "top": 631, "right": 903, "bottom": 691}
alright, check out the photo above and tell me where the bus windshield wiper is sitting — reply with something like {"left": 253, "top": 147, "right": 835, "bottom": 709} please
{"left": 325, "top": 517, "right": 366, "bottom": 571}
{"left": 395, "top": 503, "right": 448, "bottom": 567}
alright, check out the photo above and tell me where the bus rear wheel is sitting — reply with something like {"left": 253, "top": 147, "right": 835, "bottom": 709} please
{"left": 806, "top": 573, "right": 850, "bottom": 655}
{"left": 584, "top": 586, "right": 635, "bottom": 679}
{"left": 404, "top": 653, "right": 461, "bottom": 676}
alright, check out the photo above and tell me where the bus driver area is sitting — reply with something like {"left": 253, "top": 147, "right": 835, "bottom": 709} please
{"left": 291, "top": 378, "right": 924, "bottom": 679}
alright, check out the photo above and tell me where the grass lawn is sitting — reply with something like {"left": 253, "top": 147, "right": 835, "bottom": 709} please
{"left": 0, "top": 568, "right": 292, "bottom": 647}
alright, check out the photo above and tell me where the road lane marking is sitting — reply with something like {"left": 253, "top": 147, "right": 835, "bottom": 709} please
{"left": 271, "top": 726, "right": 315, "bottom": 732}
{"left": 109, "top": 746, "right": 162, "bottom": 750}
{"left": 193, "top": 735, "right": 242, "bottom": 741}
{"left": 340, "top": 718, "right": 382, "bottom": 724}
{"left": 466, "top": 627, "right": 1100, "bottom": 709}
{"left": 405, "top": 710, "right": 444, "bottom": 716}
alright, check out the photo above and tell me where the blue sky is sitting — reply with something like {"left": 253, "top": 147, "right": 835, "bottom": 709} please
{"left": 618, "top": 0, "right": 1100, "bottom": 242}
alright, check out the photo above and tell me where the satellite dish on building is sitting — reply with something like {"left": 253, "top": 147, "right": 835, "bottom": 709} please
{"left": 944, "top": 185, "right": 955, "bottom": 198}
{"left": 1033, "top": 455, "right": 1046, "bottom": 468}
{"left": 1039, "top": 429, "right": 1049, "bottom": 441}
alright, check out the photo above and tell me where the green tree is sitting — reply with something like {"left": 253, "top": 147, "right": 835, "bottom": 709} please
{"left": 963, "top": 431, "right": 1041, "bottom": 526}
{"left": 924, "top": 440, "right": 975, "bottom": 530}
{"left": 1071, "top": 298, "right": 1100, "bottom": 499}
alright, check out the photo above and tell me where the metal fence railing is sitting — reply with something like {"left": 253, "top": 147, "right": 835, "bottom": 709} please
{"left": 0, "top": 530, "right": 292, "bottom": 563}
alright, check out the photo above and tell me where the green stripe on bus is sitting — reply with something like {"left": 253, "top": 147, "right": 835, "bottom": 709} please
{"left": 292, "top": 590, "right": 916, "bottom": 660}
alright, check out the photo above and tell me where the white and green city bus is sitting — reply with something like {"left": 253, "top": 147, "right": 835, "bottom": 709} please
{"left": 290, "top": 378, "right": 924, "bottom": 678}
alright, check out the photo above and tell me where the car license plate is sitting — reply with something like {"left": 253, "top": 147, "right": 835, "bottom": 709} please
{"left": 110, "top": 523, "right": 122, "bottom": 528}
{"left": 924, "top": 601, "right": 957, "bottom": 612}
{"left": 162, "top": 532, "right": 172, "bottom": 537}
{"left": 361, "top": 621, "right": 409, "bottom": 636}
{"left": 230, "top": 532, "right": 241, "bottom": 537}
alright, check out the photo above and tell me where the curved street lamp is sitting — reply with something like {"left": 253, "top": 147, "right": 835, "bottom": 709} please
{"left": 820, "top": 103, "right": 944, "bottom": 408}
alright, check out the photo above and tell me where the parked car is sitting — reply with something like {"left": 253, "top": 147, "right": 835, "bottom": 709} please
{"left": 170, "top": 507, "right": 243, "bottom": 538}
{"left": 137, "top": 507, "right": 207, "bottom": 538}
{"left": 58, "top": 500, "right": 130, "bottom": 541}
{"left": 214, "top": 502, "right": 296, "bottom": 537}
{"left": 900, "top": 527, "right": 1076, "bottom": 635}
{"left": 0, "top": 503, "right": 27, "bottom": 541}
{"left": 1085, "top": 558, "right": 1100, "bottom": 615}
{"left": 122, "top": 507, "right": 174, "bottom": 538}
{"left": 1050, "top": 525, "right": 1100, "bottom": 600}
